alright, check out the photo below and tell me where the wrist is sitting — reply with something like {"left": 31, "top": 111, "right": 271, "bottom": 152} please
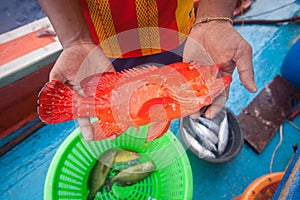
{"left": 62, "top": 37, "right": 95, "bottom": 49}
{"left": 193, "top": 17, "right": 233, "bottom": 28}
{"left": 191, "top": 17, "right": 233, "bottom": 34}
{"left": 195, "top": 0, "right": 236, "bottom": 19}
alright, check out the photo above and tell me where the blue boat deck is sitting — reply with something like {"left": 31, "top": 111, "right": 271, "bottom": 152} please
{"left": 1, "top": 0, "right": 300, "bottom": 199}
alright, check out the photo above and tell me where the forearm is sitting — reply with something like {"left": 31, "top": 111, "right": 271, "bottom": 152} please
{"left": 196, "top": 0, "right": 237, "bottom": 19}
{"left": 38, "top": 0, "right": 93, "bottom": 48}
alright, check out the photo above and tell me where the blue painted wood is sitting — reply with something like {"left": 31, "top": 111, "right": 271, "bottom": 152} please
{"left": 1, "top": 0, "right": 300, "bottom": 199}
{"left": 273, "top": 146, "right": 300, "bottom": 199}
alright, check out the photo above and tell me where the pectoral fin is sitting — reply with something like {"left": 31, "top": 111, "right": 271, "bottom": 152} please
{"left": 147, "top": 120, "right": 171, "bottom": 142}
{"left": 145, "top": 104, "right": 171, "bottom": 142}
{"left": 92, "top": 120, "right": 124, "bottom": 140}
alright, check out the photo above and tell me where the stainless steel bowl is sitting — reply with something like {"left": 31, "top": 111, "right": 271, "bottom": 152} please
{"left": 180, "top": 107, "right": 244, "bottom": 163}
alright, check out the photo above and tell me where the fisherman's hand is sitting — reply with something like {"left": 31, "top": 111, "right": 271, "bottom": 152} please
{"left": 183, "top": 21, "right": 257, "bottom": 118}
{"left": 50, "top": 42, "right": 115, "bottom": 141}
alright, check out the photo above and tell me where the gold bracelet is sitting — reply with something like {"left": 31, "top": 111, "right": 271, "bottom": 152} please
{"left": 192, "top": 17, "right": 233, "bottom": 28}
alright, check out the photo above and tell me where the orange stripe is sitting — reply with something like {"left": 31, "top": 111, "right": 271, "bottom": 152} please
{"left": 85, "top": 0, "right": 122, "bottom": 57}
{"left": 136, "top": 0, "right": 161, "bottom": 56}
{"left": 0, "top": 30, "right": 55, "bottom": 66}
{"left": 176, "top": 0, "right": 195, "bottom": 42}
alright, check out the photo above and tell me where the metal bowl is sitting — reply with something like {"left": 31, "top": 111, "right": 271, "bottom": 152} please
{"left": 180, "top": 107, "right": 244, "bottom": 163}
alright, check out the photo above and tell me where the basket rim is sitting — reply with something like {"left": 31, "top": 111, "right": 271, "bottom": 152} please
{"left": 240, "top": 172, "right": 284, "bottom": 199}
{"left": 44, "top": 126, "right": 193, "bottom": 200}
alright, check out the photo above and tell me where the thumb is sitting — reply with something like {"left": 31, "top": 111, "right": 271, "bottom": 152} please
{"left": 77, "top": 118, "right": 94, "bottom": 141}
{"left": 75, "top": 86, "right": 94, "bottom": 141}
{"left": 49, "top": 69, "right": 66, "bottom": 82}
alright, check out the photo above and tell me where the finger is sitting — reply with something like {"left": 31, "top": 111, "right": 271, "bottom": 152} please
{"left": 204, "top": 90, "right": 228, "bottom": 118}
{"left": 78, "top": 118, "right": 94, "bottom": 141}
{"left": 49, "top": 67, "right": 67, "bottom": 82}
{"left": 189, "top": 105, "right": 209, "bottom": 119}
{"left": 234, "top": 42, "right": 258, "bottom": 93}
{"left": 189, "top": 112, "right": 201, "bottom": 119}
{"left": 74, "top": 83, "right": 95, "bottom": 141}
{"left": 204, "top": 101, "right": 223, "bottom": 119}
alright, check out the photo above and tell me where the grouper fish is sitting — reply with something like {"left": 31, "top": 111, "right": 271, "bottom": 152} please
{"left": 38, "top": 61, "right": 231, "bottom": 142}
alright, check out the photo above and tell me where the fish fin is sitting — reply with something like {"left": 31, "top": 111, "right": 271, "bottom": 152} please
{"left": 147, "top": 120, "right": 171, "bottom": 142}
{"left": 81, "top": 66, "right": 158, "bottom": 96}
{"left": 81, "top": 72, "right": 122, "bottom": 94}
{"left": 38, "top": 80, "right": 82, "bottom": 124}
{"left": 121, "top": 65, "right": 158, "bottom": 78}
{"left": 141, "top": 103, "right": 171, "bottom": 141}
{"left": 92, "top": 120, "right": 124, "bottom": 140}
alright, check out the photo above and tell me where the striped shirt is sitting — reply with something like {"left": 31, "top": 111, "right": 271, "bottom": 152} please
{"left": 80, "top": 0, "right": 195, "bottom": 58}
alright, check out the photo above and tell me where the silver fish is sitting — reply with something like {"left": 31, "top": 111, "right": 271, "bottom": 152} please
{"left": 188, "top": 117, "right": 218, "bottom": 151}
{"left": 198, "top": 116, "right": 220, "bottom": 134}
{"left": 218, "top": 112, "right": 229, "bottom": 154}
{"left": 183, "top": 127, "right": 216, "bottom": 159}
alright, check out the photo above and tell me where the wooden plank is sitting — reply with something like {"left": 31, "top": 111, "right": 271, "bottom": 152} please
{"left": 0, "top": 63, "right": 53, "bottom": 139}
{"left": 0, "top": 29, "right": 55, "bottom": 65}
{"left": 238, "top": 75, "right": 300, "bottom": 153}
{"left": 0, "top": 120, "right": 44, "bottom": 157}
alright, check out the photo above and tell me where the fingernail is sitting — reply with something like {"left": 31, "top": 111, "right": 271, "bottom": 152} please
{"left": 251, "top": 85, "right": 258, "bottom": 93}
{"left": 205, "top": 107, "right": 221, "bottom": 119}
{"left": 204, "top": 110, "right": 214, "bottom": 119}
{"left": 189, "top": 112, "right": 201, "bottom": 119}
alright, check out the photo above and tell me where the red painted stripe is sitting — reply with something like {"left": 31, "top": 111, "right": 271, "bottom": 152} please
{"left": 0, "top": 30, "right": 55, "bottom": 66}
{"left": 109, "top": 1, "right": 142, "bottom": 57}
{"left": 80, "top": 0, "right": 100, "bottom": 45}
{"left": 157, "top": 0, "right": 179, "bottom": 51}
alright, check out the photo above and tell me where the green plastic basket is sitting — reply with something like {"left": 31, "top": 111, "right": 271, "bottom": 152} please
{"left": 44, "top": 125, "right": 193, "bottom": 200}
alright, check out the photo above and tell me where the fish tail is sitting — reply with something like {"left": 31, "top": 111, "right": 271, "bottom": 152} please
{"left": 38, "top": 80, "right": 82, "bottom": 124}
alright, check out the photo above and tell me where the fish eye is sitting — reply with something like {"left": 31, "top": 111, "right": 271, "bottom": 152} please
{"left": 188, "top": 61, "right": 196, "bottom": 69}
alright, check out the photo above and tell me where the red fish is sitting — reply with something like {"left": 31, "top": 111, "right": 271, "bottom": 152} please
{"left": 38, "top": 61, "right": 231, "bottom": 141}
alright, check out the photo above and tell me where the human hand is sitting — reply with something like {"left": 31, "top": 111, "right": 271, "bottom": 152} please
{"left": 50, "top": 42, "right": 115, "bottom": 141}
{"left": 183, "top": 21, "right": 257, "bottom": 118}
